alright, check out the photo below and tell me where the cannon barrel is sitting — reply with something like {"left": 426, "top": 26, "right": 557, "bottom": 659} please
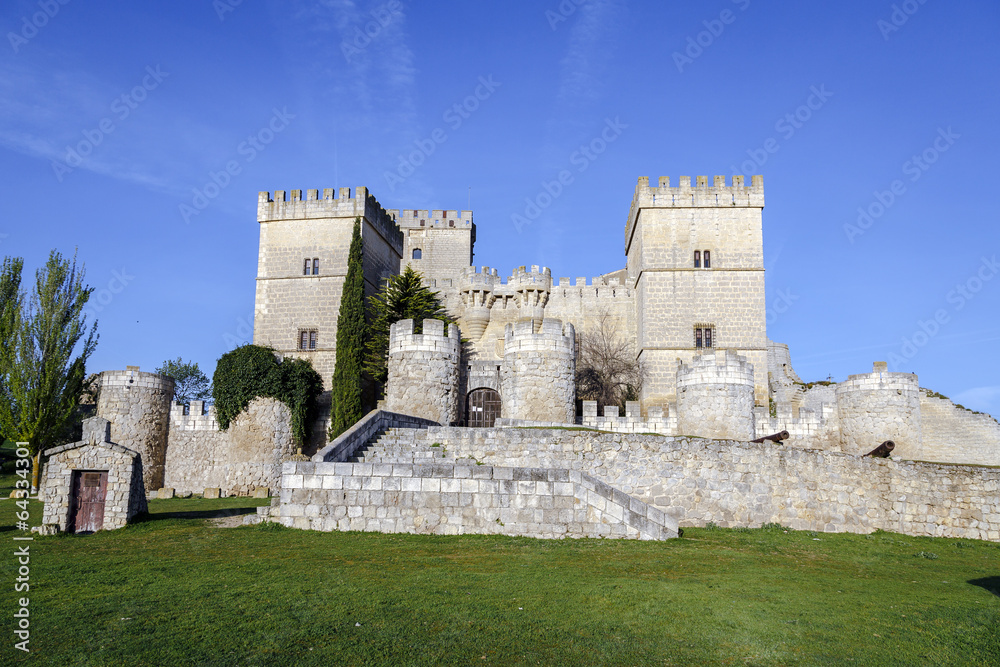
{"left": 863, "top": 440, "right": 895, "bottom": 458}
{"left": 751, "top": 430, "right": 790, "bottom": 444}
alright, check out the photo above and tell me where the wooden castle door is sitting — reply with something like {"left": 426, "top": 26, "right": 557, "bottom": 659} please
{"left": 70, "top": 471, "right": 108, "bottom": 533}
{"left": 467, "top": 388, "right": 501, "bottom": 427}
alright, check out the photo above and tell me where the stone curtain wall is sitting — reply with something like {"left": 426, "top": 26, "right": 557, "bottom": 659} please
{"left": 500, "top": 319, "right": 576, "bottom": 423}
{"left": 676, "top": 351, "right": 756, "bottom": 440}
{"left": 384, "top": 319, "right": 461, "bottom": 424}
{"left": 392, "top": 427, "right": 1000, "bottom": 542}
{"left": 919, "top": 393, "right": 1000, "bottom": 465}
{"left": 41, "top": 418, "right": 147, "bottom": 532}
{"left": 163, "top": 397, "right": 295, "bottom": 495}
{"left": 96, "top": 368, "right": 174, "bottom": 490}
{"left": 277, "top": 461, "right": 678, "bottom": 540}
{"left": 836, "top": 363, "right": 922, "bottom": 458}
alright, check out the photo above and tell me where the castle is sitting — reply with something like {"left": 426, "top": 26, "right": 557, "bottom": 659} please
{"left": 38, "top": 175, "right": 1000, "bottom": 542}
{"left": 250, "top": 176, "right": 1000, "bottom": 466}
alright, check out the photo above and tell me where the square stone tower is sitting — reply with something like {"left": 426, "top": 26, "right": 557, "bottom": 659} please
{"left": 394, "top": 208, "right": 476, "bottom": 285}
{"left": 253, "top": 187, "right": 404, "bottom": 389}
{"left": 625, "top": 175, "right": 768, "bottom": 410}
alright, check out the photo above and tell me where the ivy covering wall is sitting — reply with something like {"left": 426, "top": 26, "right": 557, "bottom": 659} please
{"left": 213, "top": 344, "right": 323, "bottom": 447}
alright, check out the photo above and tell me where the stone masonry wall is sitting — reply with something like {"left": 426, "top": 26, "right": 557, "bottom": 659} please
{"left": 96, "top": 368, "right": 174, "bottom": 491}
{"left": 41, "top": 418, "right": 146, "bottom": 532}
{"left": 383, "top": 319, "right": 461, "bottom": 424}
{"left": 277, "top": 460, "right": 678, "bottom": 540}
{"left": 162, "top": 397, "right": 295, "bottom": 495}
{"left": 391, "top": 427, "right": 1000, "bottom": 542}
{"left": 918, "top": 392, "right": 1000, "bottom": 465}
{"left": 500, "top": 319, "right": 575, "bottom": 423}
{"left": 837, "top": 363, "right": 922, "bottom": 458}
{"left": 676, "top": 351, "right": 756, "bottom": 440}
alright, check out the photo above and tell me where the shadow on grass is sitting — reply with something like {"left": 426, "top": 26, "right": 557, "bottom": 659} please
{"left": 969, "top": 577, "right": 1000, "bottom": 598}
{"left": 137, "top": 507, "right": 258, "bottom": 522}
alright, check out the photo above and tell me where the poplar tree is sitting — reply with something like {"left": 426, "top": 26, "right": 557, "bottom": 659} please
{"left": 329, "top": 218, "right": 366, "bottom": 438}
{"left": 0, "top": 251, "right": 99, "bottom": 492}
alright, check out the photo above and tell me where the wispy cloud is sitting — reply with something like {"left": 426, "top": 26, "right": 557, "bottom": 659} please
{"left": 556, "top": 0, "right": 627, "bottom": 104}
{"left": 0, "top": 58, "right": 186, "bottom": 193}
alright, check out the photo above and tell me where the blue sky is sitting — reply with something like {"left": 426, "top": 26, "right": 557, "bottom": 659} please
{"left": 2, "top": 0, "right": 999, "bottom": 417}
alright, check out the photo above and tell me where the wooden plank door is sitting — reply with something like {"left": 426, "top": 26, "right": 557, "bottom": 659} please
{"left": 70, "top": 471, "right": 108, "bottom": 533}
{"left": 467, "top": 388, "right": 502, "bottom": 428}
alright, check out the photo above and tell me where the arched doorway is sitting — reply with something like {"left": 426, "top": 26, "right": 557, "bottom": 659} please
{"left": 466, "top": 388, "right": 501, "bottom": 428}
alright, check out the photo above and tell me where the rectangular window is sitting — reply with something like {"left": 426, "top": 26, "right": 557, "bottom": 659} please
{"left": 704, "top": 250, "right": 711, "bottom": 269}
{"left": 694, "top": 326, "right": 715, "bottom": 349}
{"left": 303, "top": 259, "right": 311, "bottom": 275}
{"left": 312, "top": 258, "right": 319, "bottom": 275}
{"left": 299, "top": 329, "right": 318, "bottom": 350}
{"left": 694, "top": 250, "right": 701, "bottom": 268}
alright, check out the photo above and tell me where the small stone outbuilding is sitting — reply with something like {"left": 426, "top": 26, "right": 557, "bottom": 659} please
{"left": 40, "top": 417, "right": 147, "bottom": 533}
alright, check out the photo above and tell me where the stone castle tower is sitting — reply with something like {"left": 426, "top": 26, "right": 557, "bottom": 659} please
{"left": 625, "top": 175, "right": 768, "bottom": 411}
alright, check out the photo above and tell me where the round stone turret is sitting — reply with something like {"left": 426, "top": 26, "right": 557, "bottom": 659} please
{"left": 95, "top": 366, "right": 175, "bottom": 490}
{"left": 459, "top": 266, "right": 500, "bottom": 341}
{"left": 500, "top": 318, "right": 575, "bottom": 423}
{"left": 511, "top": 265, "right": 552, "bottom": 329}
{"left": 676, "top": 351, "right": 756, "bottom": 441}
{"left": 383, "top": 319, "right": 461, "bottom": 424}
{"left": 835, "top": 362, "right": 922, "bottom": 457}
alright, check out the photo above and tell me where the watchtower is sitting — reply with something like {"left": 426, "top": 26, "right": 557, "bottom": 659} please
{"left": 625, "top": 175, "right": 768, "bottom": 410}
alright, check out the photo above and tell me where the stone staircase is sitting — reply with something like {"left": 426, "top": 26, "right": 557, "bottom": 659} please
{"left": 349, "top": 428, "right": 476, "bottom": 465}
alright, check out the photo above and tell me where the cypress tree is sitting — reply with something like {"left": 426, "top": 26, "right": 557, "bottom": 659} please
{"left": 330, "top": 218, "right": 366, "bottom": 437}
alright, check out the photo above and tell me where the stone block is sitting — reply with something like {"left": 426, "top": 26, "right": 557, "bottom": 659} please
{"left": 157, "top": 488, "right": 175, "bottom": 500}
{"left": 252, "top": 487, "right": 270, "bottom": 498}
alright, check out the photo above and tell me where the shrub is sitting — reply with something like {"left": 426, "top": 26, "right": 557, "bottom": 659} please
{"left": 213, "top": 344, "right": 322, "bottom": 447}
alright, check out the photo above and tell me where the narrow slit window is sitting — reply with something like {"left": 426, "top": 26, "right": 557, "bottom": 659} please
{"left": 694, "top": 250, "right": 701, "bottom": 268}
{"left": 703, "top": 250, "right": 711, "bottom": 268}
{"left": 312, "top": 258, "right": 319, "bottom": 275}
{"left": 303, "top": 259, "right": 311, "bottom": 275}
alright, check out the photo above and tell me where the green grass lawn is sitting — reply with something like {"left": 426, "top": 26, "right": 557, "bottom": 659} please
{"left": 0, "top": 442, "right": 997, "bottom": 665}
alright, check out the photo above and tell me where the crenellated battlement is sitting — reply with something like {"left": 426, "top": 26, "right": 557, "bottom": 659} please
{"left": 504, "top": 318, "right": 575, "bottom": 354}
{"left": 461, "top": 266, "right": 501, "bottom": 291}
{"left": 626, "top": 174, "right": 764, "bottom": 246}
{"left": 395, "top": 209, "right": 473, "bottom": 228}
{"left": 257, "top": 186, "right": 403, "bottom": 249}
{"left": 389, "top": 318, "right": 461, "bottom": 356}
{"left": 677, "top": 350, "right": 756, "bottom": 387}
